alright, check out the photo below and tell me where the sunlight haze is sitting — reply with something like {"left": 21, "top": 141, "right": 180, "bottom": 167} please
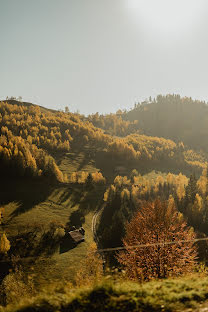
{"left": 1, "top": 0, "right": 208, "bottom": 114}
{"left": 125, "top": 0, "right": 206, "bottom": 37}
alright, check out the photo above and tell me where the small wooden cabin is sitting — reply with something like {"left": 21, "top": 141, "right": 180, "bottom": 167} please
{"left": 67, "top": 229, "right": 85, "bottom": 244}
{"left": 60, "top": 227, "right": 85, "bottom": 253}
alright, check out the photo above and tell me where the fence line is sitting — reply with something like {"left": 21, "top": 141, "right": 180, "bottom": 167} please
{"left": 97, "top": 236, "right": 208, "bottom": 253}
{"left": 1, "top": 236, "right": 207, "bottom": 263}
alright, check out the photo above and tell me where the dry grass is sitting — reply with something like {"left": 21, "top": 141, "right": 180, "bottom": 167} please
{"left": 2, "top": 273, "right": 208, "bottom": 311}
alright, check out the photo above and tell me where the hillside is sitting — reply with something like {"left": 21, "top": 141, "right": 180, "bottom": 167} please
{"left": 0, "top": 98, "right": 208, "bottom": 309}
{"left": 123, "top": 94, "right": 208, "bottom": 154}
{"left": 0, "top": 99, "right": 206, "bottom": 182}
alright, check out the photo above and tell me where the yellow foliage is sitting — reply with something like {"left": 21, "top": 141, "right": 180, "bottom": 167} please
{"left": 104, "top": 185, "right": 116, "bottom": 202}
{"left": 2, "top": 267, "right": 36, "bottom": 305}
{"left": 92, "top": 171, "right": 106, "bottom": 184}
{"left": 167, "top": 195, "right": 175, "bottom": 211}
{"left": 176, "top": 184, "right": 185, "bottom": 200}
{"left": 193, "top": 193, "right": 203, "bottom": 212}
{"left": 121, "top": 188, "right": 130, "bottom": 202}
{"left": 75, "top": 243, "right": 103, "bottom": 287}
{"left": 0, "top": 233, "right": 10, "bottom": 254}
{"left": 197, "top": 174, "right": 207, "bottom": 195}
{"left": 167, "top": 173, "right": 174, "bottom": 185}
{"left": 69, "top": 172, "right": 77, "bottom": 183}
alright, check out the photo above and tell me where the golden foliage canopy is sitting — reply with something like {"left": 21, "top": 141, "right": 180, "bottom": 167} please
{"left": 117, "top": 199, "right": 197, "bottom": 281}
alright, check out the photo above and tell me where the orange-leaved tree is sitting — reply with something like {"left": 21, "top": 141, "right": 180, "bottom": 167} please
{"left": 117, "top": 198, "right": 197, "bottom": 281}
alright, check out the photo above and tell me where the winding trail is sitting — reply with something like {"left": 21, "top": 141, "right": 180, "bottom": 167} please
{"left": 92, "top": 203, "right": 105, "bottom": 245}
{"left": 92, "top": 203, "right": 106, "bottom": 270}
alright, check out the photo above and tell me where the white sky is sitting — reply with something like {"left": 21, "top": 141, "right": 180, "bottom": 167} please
{"left": 0, "top": 0, "right": 208, "bottom": 114}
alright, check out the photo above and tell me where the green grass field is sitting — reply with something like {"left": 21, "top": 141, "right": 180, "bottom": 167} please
{"left": 0, "top": 178, "right": 105, "bottom": 286}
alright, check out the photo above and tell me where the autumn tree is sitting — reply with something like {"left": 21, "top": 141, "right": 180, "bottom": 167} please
{"left": 75, "top": 243, "right": 103, "bottom": 286}
{"left": 65, "top": 106, "right": 69, "bottom": 113}
{"left": 130, "top": 169, "right": 139, "bottom": 184}
{"left": 0, "top": 233, "right": 10, "bottom": 254}
{"left": 85, "top": 173, "right": 93, "bottom": 189}
{"left": 117, "top": 199, "right": 197, "bottom": 281}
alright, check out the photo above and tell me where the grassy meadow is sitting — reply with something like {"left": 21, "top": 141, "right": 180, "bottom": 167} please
{"left": 0, "top": 178, "right": 105, "bottom": 285}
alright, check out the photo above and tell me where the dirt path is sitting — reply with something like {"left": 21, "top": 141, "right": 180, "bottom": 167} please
{"left": 91, "top": 203, "right": 106, "bottom": 270}
{"left": 91, "top": 203, "right": 105, "bottom": 244}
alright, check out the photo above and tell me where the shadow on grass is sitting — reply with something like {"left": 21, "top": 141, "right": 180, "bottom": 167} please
{"left": 77, "top": 151, "right": 94, "bottom": 171}
{"left": 56, "top": 184, "right": 106, "bottom": 230}
{"left": 57, "top": 185, "right": 82, "bottom": 205}
{"left": 95, "top": 150, "right": 202, "bottom": 182}
{"left": 67, "top": 210, "right": 85, "bottom": 228}
{"left": 59, "top": 237, "right": 78, "bottom": 254}
{"left": 0, "top": 178, "right": 55, "bottom": 219}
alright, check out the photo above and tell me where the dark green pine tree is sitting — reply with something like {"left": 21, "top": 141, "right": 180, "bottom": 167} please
{"left": 203, "top": 199, "right": 208, "bottom": 234}
{"left": 184, "top": 174, "right": 198, "bottom": 204}
{"left": 182, "top": 174, "right": 198, "bottom": 221}
{"left": 85, "top": 173, "right": 93, "bottom": 190}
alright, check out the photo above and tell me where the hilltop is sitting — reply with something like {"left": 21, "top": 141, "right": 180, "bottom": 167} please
{"left": 122, "top": 94, "right": 208, "bottom": 154}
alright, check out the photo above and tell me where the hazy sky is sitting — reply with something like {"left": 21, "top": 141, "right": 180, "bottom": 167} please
{"left": 1, "top": 0, "right": 208, "bottom": 114}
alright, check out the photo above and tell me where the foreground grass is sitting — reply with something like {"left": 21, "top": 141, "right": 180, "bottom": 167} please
{"left": 2, "top": 274, "right": 208, "bottom": 311}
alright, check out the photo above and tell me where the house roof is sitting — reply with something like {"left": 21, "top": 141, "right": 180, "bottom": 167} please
{"left": 68, "top": 230, "right": 84, "bottom": 243}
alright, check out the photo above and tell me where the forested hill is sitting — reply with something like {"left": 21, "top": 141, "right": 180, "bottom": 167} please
{"left": 0, "top": 99, "right": 206, "bottom": 182}
{"left": 122, "top": 94, "right": 208, "bottom": 153}
{"left": 1, "top": 97, "right": 208, "bottom": 309}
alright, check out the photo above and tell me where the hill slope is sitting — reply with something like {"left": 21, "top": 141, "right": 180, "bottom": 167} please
{"left": 0, "top": 99, "right": 205, "bottom": 183}
{"left": 0, "top": 98, "right": 208, "bottom": 307}
{"left": 123, "top": 94, "right": 208, "bottom": 153}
